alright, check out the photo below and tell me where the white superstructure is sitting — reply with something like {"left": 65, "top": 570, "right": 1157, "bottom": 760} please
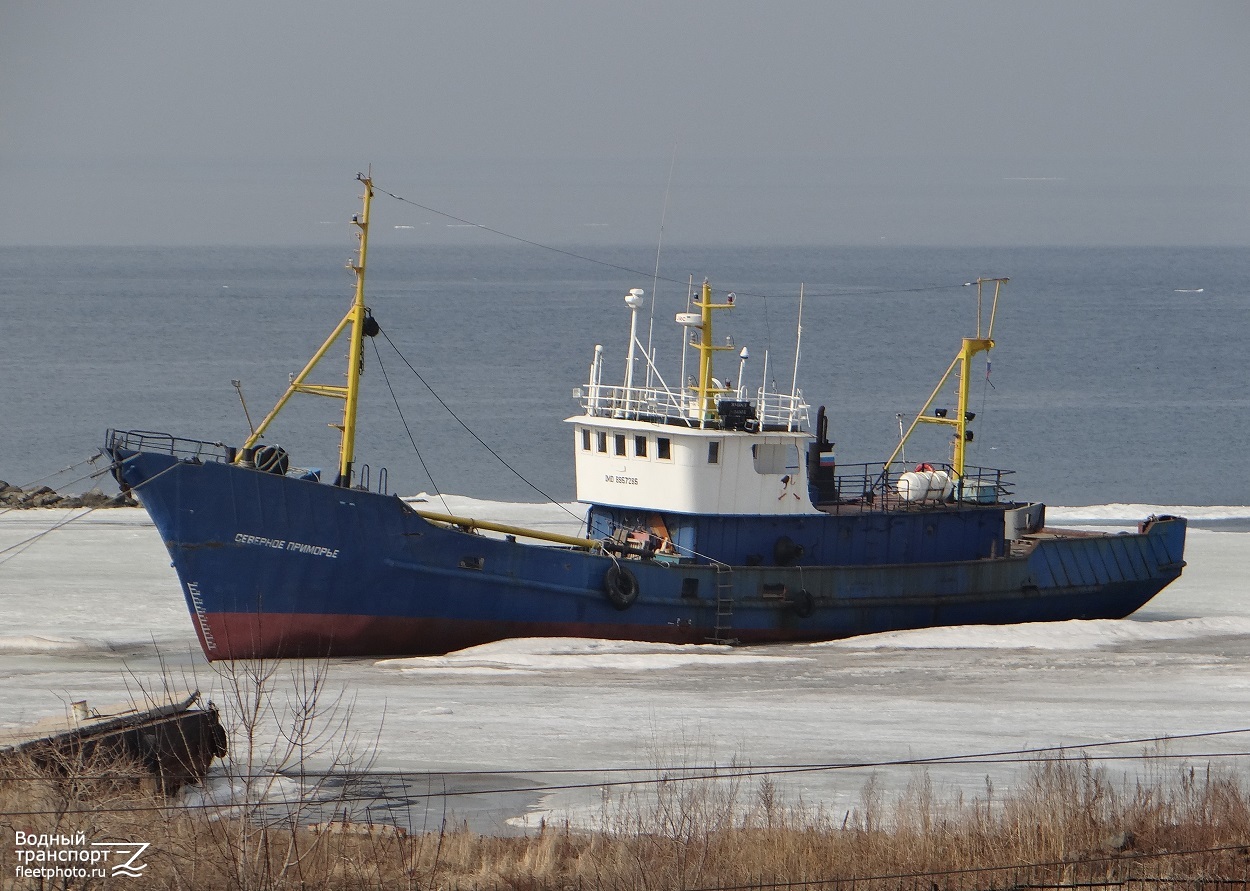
{"left": 566, "top": 282, "right": 820, "bottom": 516}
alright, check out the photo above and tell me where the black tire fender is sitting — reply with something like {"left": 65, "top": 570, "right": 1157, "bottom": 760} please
{"left": 792, "top": 588, "right": 816, "bottom": 618}
{"left": 604, "top": 564, "right": 639, "bottom": 610}
{"left": 254, "top": 445, "right": 290, "bottom": 475}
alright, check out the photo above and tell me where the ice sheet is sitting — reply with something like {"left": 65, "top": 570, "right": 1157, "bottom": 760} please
{"left": 2, "top": 503, "right": 1248, "bottom": 833}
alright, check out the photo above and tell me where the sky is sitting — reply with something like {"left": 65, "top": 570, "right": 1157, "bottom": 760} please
{"left": 2, "top": 1, "right": 1249, "bottom": 246}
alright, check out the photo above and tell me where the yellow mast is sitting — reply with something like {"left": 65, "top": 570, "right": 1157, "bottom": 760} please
{"left": 691, "top": 280, "right": 735, "bottom": 424}
{"left": 339, "top": 174, "right": 373, "bottom": 486}
{"left": 883, "top": 277, "right": 1008, "bottom": 478}
{"left": 239, "top": 172, "right": 374, "bottom": 487}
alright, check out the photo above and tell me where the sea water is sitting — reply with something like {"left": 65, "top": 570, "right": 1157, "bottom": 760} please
{"left": 1, "top": 244, "right": 1248, "bottom": 833}
{"left": 1, "top": 244, "right": 1248, "bottom": 507}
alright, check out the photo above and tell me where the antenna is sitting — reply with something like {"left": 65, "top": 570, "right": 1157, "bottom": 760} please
{"left": 232, "top": 380, "right": 255, "bottom": 435}
{"left": 646, "top": 141, "right": 679, "bottom": 388}
{"left": 790, "top": 284, "right": 805, "bottom": 430}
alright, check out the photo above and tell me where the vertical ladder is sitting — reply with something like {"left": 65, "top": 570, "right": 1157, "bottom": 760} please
{"left": 710, "top": 563, "right": 737, "bottom": 644}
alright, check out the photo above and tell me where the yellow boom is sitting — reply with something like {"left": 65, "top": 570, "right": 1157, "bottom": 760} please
{"left": 883, "top": 277, "right": 1008, "bottom": 478}
{"left": 241, "top": 173, "right": 374, "bottom": 487}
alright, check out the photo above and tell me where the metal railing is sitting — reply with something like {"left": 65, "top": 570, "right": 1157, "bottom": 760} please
{"left": 756, "top": 390, "right": 810, "bottom": 431}
{"left": 106, "top": 429, "right": 234, "bottom": 465}
{"left": 817, "top": 461, "right": 1015, "bottom": 511}
{"left": 579, "top": 385, "right": 809, "bottom": 432}
{"left": 106, "top": 429, "right": 395, "bottom": 493}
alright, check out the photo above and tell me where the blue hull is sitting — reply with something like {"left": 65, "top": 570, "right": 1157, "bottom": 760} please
{"left": 108, "top": 438, "right": 1187, "bottom": 661}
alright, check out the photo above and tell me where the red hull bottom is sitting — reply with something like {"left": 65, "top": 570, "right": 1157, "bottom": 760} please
{"left": 197, "top": 611, "right": 765, "bottom": 661}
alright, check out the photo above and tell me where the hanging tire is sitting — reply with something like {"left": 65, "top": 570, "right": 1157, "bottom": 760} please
{"left": 604, "top": 564, "right": 639, "bottom": 610}
{"left": 792, "top": 588, "right": 816, "bottom": 618}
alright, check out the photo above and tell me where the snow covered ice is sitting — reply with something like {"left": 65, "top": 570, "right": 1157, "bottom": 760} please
{"left": 2, "top": 502, "right": 1248, "bottom": 833}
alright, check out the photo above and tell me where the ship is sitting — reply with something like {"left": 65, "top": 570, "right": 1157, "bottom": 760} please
{"left": 105, "top": 174, "right": 1187, "bottom": 661}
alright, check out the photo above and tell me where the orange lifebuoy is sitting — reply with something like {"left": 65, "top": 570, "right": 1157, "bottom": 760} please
{"left": 916, "top": 462, "right": 934, "bottom": 472}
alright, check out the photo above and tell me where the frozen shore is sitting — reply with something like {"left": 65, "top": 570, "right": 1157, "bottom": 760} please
{"left": 2, "top": 504, "right": 1248, "bottom": 833}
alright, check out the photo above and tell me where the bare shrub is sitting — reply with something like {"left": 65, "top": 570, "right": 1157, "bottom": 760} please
{"left": 8, "top": 686, "right": 1250, "bottom": 891}
{"left": 400, "top": 751, "right": 1250, "bottom": 891}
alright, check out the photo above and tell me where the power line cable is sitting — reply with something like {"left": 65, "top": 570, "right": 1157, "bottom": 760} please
{"left": 9, "top": 746, "right": 1250, "bottom": 786}
{"left": 7, "top": 728, "right": 1250, "bottom": 806}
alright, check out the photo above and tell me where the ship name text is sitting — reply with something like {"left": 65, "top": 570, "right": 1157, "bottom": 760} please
{"left": 234, "top": 532, "right": 340, "bottom": 558}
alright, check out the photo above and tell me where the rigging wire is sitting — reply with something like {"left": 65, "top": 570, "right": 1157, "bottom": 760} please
{"left": 0, "top": 457, "right": 182, "bottom": 567}
{"left": 645, "top": 140, "right": 680, "bottom": 379}
{"left": 973, "top": 352, "right": 994, "bottom": 468}
{"left": 0, "top": 508, "right": 94, "bottom": 566}
{"left": 372, "top": 183, "right": 971, "bottom": 302}
{"left": 375, "top": 326, "right": 584, "bottom": 523}
{"left": 370, "top": 337, "right": 453, "bottom": 516}
{"left": 6, "top": 456, "right": 99, "bottom": 494}
{"left": 374, "top": 184, "right": 663, "bottom": 282}
{"left": 0, "top": 457, "right": 121, "bottom": 520}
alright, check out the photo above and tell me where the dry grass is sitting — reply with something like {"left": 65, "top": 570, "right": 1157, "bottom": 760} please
{"left": 5, "top": 748, "right": 1250, "bottom": 890}
{"left": 4, "top": 662, "right": 1247, "bottom": 888}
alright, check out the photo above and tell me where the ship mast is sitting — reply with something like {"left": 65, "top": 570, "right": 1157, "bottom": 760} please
{"left": 883, "top": 277, "right": 1008, "bottom": 478}
{"left": 690, "top": 280, "right": 735, "bottom": 425}
{"left": 338, "top": 173, "right": 373, "bottom": 486}
{"left": 239, "top": 172, "right": 374, "bottom": 487}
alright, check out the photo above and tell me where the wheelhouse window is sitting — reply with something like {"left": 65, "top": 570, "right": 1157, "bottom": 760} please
{"left": 596, "top": 431, "right": 607, "bottom": 453}
{"left": 581, "top": 428, "right": 591, "bottom": 451}
{"left": 657, "top": 437, "right": 671, "bottom": 460}
{"left": 708, "top": 441, "right": 720, "bottom": 464}
{"left": 634, "top": 435, "right": 647, "bottom": 457}
{"left": 614, "top": 434, "right": 627, "bottom": 456}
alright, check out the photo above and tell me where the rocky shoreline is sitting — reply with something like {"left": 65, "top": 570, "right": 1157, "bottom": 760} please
{"left": 0, "top": 481, "right": 137, "bottom": 510}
